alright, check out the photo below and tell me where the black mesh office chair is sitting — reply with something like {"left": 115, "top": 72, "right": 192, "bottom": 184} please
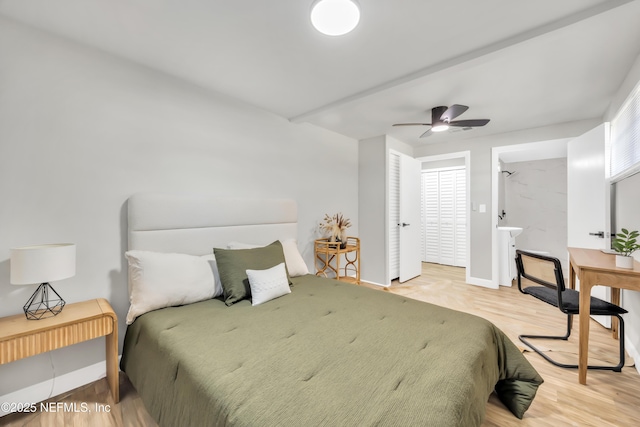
{"left": 515, "top": 249, "right": 627, "bottom": 371}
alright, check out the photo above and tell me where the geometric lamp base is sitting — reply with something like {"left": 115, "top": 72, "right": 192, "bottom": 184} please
{"left": 23, "top": 282, "right": 66, "bottom": 320}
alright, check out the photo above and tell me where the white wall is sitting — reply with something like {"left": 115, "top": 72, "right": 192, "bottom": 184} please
{"left": 606, "top": 51, "right": 640, "bottom": 371}
{"left": 0, "top": 17, "right": 358, "bottom": 397}
{"left": 615, "top": 172, "right": 640, "bottom": 368}
{"left": 358, "top": 135, "right": 412, "bottom": 286}
{"left": 422, "top": 158, "right": 465, "bottom": 170}
{"left": 414, "top": 120, "right": 598, "bottom": 281}
{"left": 358, "top": 136, "right": 386, "bottom": 285}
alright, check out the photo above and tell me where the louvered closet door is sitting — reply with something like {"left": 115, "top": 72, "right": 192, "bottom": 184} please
{"left": 438, "top": 170, "right": 456, "bottom": 266}
{"left": 454, "top": 169, "right": 467, "bottom": 267}
{"left": 420, "top": 173, "right": 425, "bottom": 261}
{"left": 389, "top": 153, "right": 400, "bottom": 280}
{"left": 422, "top": 171, "right": 440, "bottom": 263}
{"left": 421, "top": 168, "right": 467, "bottom": 267}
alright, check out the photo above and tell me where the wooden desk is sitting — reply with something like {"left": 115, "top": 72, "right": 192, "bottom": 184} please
{"left": 568, "top": 248, "right": 640, "bottom": 385}
{"left": 0, "top": 298, "right": 119, "bottom": 403}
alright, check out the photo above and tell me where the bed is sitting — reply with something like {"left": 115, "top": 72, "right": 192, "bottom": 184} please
{"left": 120, "top": 193, "right": 543, "bottom": 426}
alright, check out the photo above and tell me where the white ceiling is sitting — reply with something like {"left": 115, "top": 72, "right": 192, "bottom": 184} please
{"left": 499, "top": 139, "right": 569, "bottom": 163}
{"left": 1, "top": 0, "right": 639, "bottom": 146}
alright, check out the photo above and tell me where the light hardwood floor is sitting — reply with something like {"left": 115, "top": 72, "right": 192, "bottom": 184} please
{"left": 3, "top": 263, "right": 639, "bottom": 426}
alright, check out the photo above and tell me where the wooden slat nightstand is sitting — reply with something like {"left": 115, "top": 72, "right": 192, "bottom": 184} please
{"left": 0, "top": 298, "right": 119, "bottom": 403}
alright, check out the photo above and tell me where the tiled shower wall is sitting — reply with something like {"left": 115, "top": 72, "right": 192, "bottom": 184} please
{"left": 501, "top": 157, "right": 568, "bottom": 272}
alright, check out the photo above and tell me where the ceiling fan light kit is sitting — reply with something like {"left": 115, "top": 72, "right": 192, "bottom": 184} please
{"left": 431, "top": 124, "right": 449, "bottom": 132}
{"left": 310, "top": 0, "right": 360, "bottom": 36}
{"left": 393, "top": 104, "right": 490, "bottom": 138}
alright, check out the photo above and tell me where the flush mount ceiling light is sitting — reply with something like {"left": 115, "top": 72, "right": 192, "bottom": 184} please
{"left": 310, "top": 0, "right": 360, "bottom": 36}
{"left": 431, "top": 124, "right": 449, "bottom": 132}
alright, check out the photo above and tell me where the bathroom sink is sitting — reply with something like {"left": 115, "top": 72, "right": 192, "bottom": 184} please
{"left": 497, "top": 227, "right": 523, "bottom": 286}
{"left": 497, "top": 226, "right": 523, "bottom": 237}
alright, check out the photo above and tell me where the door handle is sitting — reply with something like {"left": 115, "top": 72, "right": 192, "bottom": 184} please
{"left": 401, "top": 223, "right": 410, "bottom": 227}
{"left": 589, "top": 231, "right": 604, "bottom": 238}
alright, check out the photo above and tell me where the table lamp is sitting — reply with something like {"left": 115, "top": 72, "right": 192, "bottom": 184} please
{"left": 10, "top": 243, "right": 76, "bottom": 320}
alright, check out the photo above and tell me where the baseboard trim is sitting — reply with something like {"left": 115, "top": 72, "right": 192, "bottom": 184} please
{"left": 624, "top": 336, "right": 640, "bottom": 375}
{"left": 467, "top": 276, "right": 498, "bottom": 289}
{"left": 0, "top": 359, "right": 115, "bottom": 417}
{"left": 360, "top": 280, "right": 387, "bottom": 288}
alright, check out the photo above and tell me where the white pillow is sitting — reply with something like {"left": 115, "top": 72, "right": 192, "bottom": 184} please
{"left": 227, "top": 239, "right": 309, "bottom": 277}
{"left": 226, "top": 241, "right": 259, "bottom": 249}
{"left": 125, "top": 250, "right": 218, "bottom": 324}
{"left": 201, "top": 254, "right": 223, "bottom": 298}
{"left": 280, "top": 239, "right": 310, "bottom": 277}
{"left": 245, "top": 262, "right": 291, "bottom": 306}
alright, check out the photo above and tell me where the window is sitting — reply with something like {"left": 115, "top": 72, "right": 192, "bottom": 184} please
{"left": 610, "top": 81, "right": 640, "bottom": 182}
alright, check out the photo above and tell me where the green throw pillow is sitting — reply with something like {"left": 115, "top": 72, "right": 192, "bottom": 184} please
{"left": 214, "top": 240, "right": 291, "bottom": 306}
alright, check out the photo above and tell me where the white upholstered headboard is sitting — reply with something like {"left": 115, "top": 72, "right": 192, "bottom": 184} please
{"left": 128, "top": 193, "right": 298, "bottom": 254}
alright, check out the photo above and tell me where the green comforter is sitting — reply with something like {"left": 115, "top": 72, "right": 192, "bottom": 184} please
{"left": 121, "top": 275, "right": 542, "bottom": 426}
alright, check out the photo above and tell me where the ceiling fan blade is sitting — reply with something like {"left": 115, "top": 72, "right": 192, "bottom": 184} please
{"left": 419, "top": 129, "right": 433, "bottom": 138}
{"left": 440, "top": 104, "right": 468, "bottom": 122}
{"left": 392, "top": 123, "right": 431, "bottom": 126}
{"left": 449, "top": 119, "right": 490, "bottom": 127}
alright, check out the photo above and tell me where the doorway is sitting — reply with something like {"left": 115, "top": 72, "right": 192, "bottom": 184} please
{"left": 388, "top": 150, "right": 422, "bottom": 283}
{"left": 491, "top": 138, "right": 570, "bottom": 287}
{"left": 422, "top": 166, "right": 467, "bottom": 267}
{"left": 416, "top": 151, "right": 470, "bottom": 283}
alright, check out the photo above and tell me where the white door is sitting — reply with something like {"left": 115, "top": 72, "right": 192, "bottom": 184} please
{"left": 454, "top": 169, "right": 467, "bottom": 266}
{"left": 399, "top": 154, "right": 422, "bottom": 282}
{"left": 421, "top": 168, "right": 467, "bottom": 267}
{"left": 439, "top": 170, "right": 456, "bottom": 266}
{"left": 423, "top": 171, "right": 440, "bottom": 263}
{"left": 389, "top": 153, "right": 401, "bottom": 281}
{"left": 567, "top": 123, "right": 610, "bottom": 327}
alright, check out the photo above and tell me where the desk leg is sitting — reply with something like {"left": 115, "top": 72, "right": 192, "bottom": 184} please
{"left": 611, "top": 288, "right": 620, "bottom": 339}
{"left": 578, "top": 277, "right": 593, "bottom": 385}
{"left": 106, "top": 318, "right": 119, "bottom": 403}
{"left": 569, "top": 263, "right": 576, "bottom": 290}
{"left": 568, "top": 263, "right": 576, "bottom": 331}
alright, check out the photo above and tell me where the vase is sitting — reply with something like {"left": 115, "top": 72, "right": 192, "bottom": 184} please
{"left": 615, "top": 255, "right": 634, "bottom": 269}
{"left": 333, "top": 237, "right": 347, "bottom": 249}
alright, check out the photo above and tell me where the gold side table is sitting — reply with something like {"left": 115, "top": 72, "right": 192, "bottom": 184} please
{"left": 314, "top": 236, "right": 360, "bottom": 284}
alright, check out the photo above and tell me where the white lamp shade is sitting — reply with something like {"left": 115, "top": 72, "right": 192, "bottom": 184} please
{"left": 10, "top": 244, "right": 76, "bottom": 285}
{"left": 311, "top": 0, "right": 360, "bottom": 36}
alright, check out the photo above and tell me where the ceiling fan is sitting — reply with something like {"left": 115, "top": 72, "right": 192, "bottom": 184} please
{"left": 393, "top": 105, "right": 490, "bottom": 138}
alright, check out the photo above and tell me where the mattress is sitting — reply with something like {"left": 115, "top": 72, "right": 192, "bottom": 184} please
{"left": 121, "top": 274, "right": 542, "bottom": 426}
